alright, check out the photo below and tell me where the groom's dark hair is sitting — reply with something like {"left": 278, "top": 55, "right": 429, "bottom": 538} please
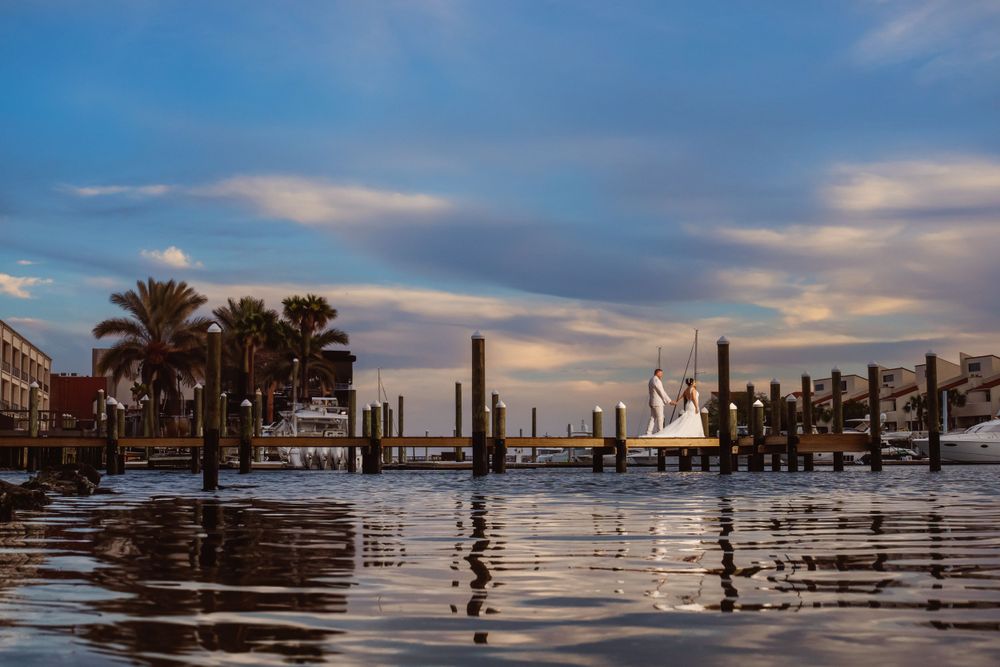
{"left": 654, "top": 368, "right": 662, "bottom": 374}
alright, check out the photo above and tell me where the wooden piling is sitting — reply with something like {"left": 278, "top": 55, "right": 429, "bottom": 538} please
{"left": 591, "top": 406, "right": 604, "bottom": 473}
{"left": 97, "top": 389, "right": 106, "bottom": 438}
{"left": 105, "top": 397, "right": 118, "bottom": 474}
{"left": 717, "top": 337, "right": 732, "bottom": 475}
{"left": 786, "top": 395, "right": 798, "bottom": 472}
{"left": 253, "top": 388, "right": 263, "bottom": 462}
{"left": 615, "top": 402, "right": 627, "bottom": 473}
{"left": 397, "top": 395, "right": 406, "bottom": 463}
{"left": 769, "top": 379, "right": 781, "bottom": 471}
{"left": 868, "top": 362, "right": 883, "bottom": 472}
{"left": 657, "top": 446, "right": 667, "bottom": 472}
{"left": 203, "top": 322, "right": 221, "bottom": 491}
{"left": 347, "top": 389, "right": 357, "bottom": 472}
{"left": 700, "top": 407, "right": 710, "bottom": 471}
{"left": 361, "top": 403, "right": 371, "bottom": 472}
{"left": 493, "top": 400, "right": 507, "bottom": 473}
{"left": 454, "top": 382, "right": 464, "bottom": 462}
{"left": 472, "top": 332, "right": 488, "bottom": 477}
{"left": 728, "top": 402, "right": 738, "bottom": 471}
{"left": 191, "top": 383, "right": 202, "bottom": 473}
{"left": 141, "top": 394, "right": 152, "bottom": 467}
{"left": 239, "top": 399, "right": 252, "bottom": 474}
{"left": 531, "top": 406, "right": 537, "bottom": 462}
{"left": 926, "top": 351, "right": 940, "bottom": 472}
{"left": 752, "top": 399, "right": 764, "bottom": 471}
{"left": 801, "top": 373, "right": 814, "bottom": 471}
{"left": 27, "top": 382, "right": 39, "bottom": 473}
{"left": 831, "top": 367, "right": 844, "bottom": 471}
{"left": 116, "top": 402, "right": 126, "bottom": 474}
{"left": 745, "top": 382, "right": 755, "bottom": 436}
{"left": 491, "top": 391, "right": 499, "bottom": 438}
{"left": 370, "top": 402, "right": 383, "bottom": 474}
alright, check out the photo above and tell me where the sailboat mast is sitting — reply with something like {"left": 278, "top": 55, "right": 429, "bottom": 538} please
{"left": 694, "top": 329, "right": 698, "bottom": 380}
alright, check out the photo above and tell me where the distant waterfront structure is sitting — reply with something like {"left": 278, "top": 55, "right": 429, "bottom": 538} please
{"left": 91, "top": 348, "right": 195, "bottom": 409}
{"left": 1, "top": 318, "right": 51, "bottom": 414}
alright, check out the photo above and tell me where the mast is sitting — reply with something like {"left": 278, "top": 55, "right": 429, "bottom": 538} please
{"left": 694, "top": 329, "right": 698, "bottom": 380}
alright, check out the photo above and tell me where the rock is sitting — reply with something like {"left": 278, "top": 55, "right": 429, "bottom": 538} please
{"left": 1, "top": 491, "right": 13, "bottom": 522}
{"left": 26, "top": 463, "right": 103, "bottom": 496}
{"left": 0, "top": 479, "right": 50, "bottom": 511}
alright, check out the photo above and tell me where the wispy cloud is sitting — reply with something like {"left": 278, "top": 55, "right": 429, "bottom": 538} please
{"left": 194, "top": 175, "right": 451, "bottom": 226}
{"left": 61, "top": 184, "right": 172, "bottom": 197}
{"left": 853, "top": 0, "right": 1000, "bottom": 81}
{"left": 0, "top": 273, "right": 53, "bottom": 298}
{"left": 16, "top": 259, "right": 35, "bottom": 265}
{"left": 140, "top": 246, "right": 203, "bottom": 269}
{"left": 825, "top": 156, "right": 1000, "bottom": 213}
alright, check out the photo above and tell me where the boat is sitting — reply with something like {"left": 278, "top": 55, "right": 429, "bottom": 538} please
{"left": 811, "top": 417, "right": 923, "bottom": 465}
{"left": 261, "top": 397, "right": 355, "bottom": 469}
{"left": 912, "top": 412, "right": 1000, "bottom": 463}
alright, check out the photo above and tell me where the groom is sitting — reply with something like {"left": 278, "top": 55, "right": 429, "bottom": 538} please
{"left": 646, "top": 368, "right": 676, "bottom": 435}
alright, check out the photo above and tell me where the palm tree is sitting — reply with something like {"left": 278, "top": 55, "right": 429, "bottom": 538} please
{"left": 93, "top": 278, "right": 210, "bottom": 416}
{"left": 945, "top": 389, "right": 967, "bottom": 430}
{"left": 903, "top": 393, "right": 927, "bottom": 430}
{"left": 280, "top": 294, "right": 348, "bottom": 398}
{"left": 213, "top": 296, "right": 279, "bottom": 398}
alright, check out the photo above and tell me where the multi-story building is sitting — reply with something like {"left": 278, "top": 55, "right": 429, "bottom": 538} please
{"left": 1, "top": 318, "right": 52, "bottom": 417}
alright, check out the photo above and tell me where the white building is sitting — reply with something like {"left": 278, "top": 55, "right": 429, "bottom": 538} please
{"left": 1, "top": 319, "right": 51, "bottom": 414}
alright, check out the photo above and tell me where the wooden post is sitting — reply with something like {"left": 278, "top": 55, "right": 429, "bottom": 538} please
{"left": 657, "top": 444, "right": 667, "bottom": 471}
{"left": 745, "top": 382, "right": 755, "bottom": 437}
{"left": 347, "top": 389, "right": 357, "bottom": 473}
{"left": 769, "top": 379, "right": 781, "bottom": 471}
{"left": 471, "top": 332, "right": 488, "bottom": 477}
{"left": 370, "top": 402, "right": 383, "bottom": 474}
{"left": 191, "top": 383, "right": 203, "bottom": 473}
{"left": 591, "top": 406, "right": 604, "bottom": 473}
{"left": 97, "top": 389, "right": 106, "bottom": 438}
{"left": 728, "top": 402, "right": 738, "bottom": 471}
{"left": 700, "top": 407, "right": 710, "bottom": 471}
{"left": 239, "top": 399, "right": 252, "bottom": 474}
{"left": 116, "top": 402, "right": 126, "bottom": 474}
{"left": 291, "top": 358, "right": 299, "bottom": 407}
{"left": 615, "top": 402, "right": 627, "bottom": 473}
{"left": 752, "top": 399, "right": 764, "bottom": 471}
{"left": 361, "top": 403, "right": 371, "bottom": 473}
{"left": 926, "top": 351, "right": 940, "bottom": 472}
{"left": 491, "top": 391, "right": 499, "bottom": 437}
{"left": 493, "top": 400, "right": 507, "bottom": 473}
{"left": 397, "top": 395, "right": 406, "bottom": 464}
{"left": 253, "top": 388, "right": 263, "bottom": 462}
{"left": 531, "top": 406, "right": 537, "bottom": 462}
{"left": 801, "top": 373, "right": 814, "bottom": 471}
{"left": 203, "top": 322, "right": 221, "bottom": 491}
{"left": 831, "top": 367, "right": 844, "bottom": 471}
{"left": 786, "top": 395, "right": 798, "bottom": 472}
{"left": 868, "top": 362, "right": 883, "bottom": 472}
{"left": 141, "top": 394, "right": 153, "bottom": 468}
{"left": 454, "top": 382, "right": 464, "bottom": 462}
{"left": 27, "top": 381, "right": 39, "bottom": 473}
{"left": 219, "top": 392, "right": 228, "bottom": 438}
{"left": 717, "top": 337, "right": 732, "bottom": 475}
{"left": 105, "top": 397, "right": 118, "bottom": 474}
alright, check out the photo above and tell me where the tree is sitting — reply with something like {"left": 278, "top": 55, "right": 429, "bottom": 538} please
{"left": 93, "top": 278, "right": 210, "bottom": 418}
{"left": 213, "top": 296, "right": 279, "bottom": 398}
{"left": 903, "top": 393, "right": 927, "bottom": 430}
{"left": 280, "top": 294, "right": 349, "bottom": 399}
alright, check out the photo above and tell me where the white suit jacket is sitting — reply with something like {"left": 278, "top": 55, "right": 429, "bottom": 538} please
{"left": 648, "top": 375, "right": 672, "bottom": 407}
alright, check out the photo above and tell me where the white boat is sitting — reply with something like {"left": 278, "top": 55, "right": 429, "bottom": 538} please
{"left": 912, "top": 413, "right": 1000, "bottom": 463}
{"left": 811, "top": 417, "right": 922, "bottom": 465}
{"left": 262, "top": 397, "right": 355, "bottom": 469}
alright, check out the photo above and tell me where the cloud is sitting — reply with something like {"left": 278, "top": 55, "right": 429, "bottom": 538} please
{"left": 139, "top": 246, "right": 203, "bottom": 269}
{"left": 61, "top": 184, "right": 172, "bottom": 197}
{"left": 825, "top": 157, "right": 1000, "bottom": 213}
{"left": 0, "top": 273, "right": 53, "bottom": 298}
{"left": 16, "top": 259, "right": 35, "bottom": 265}
{"left": 714, "top": 223, "right": 902, "bottom": 254}
{"left": 853, "top": 1, "right": 1000, "bottom": 80}
{"left": 195, "top": 175, "right": 451, "bottom": 226}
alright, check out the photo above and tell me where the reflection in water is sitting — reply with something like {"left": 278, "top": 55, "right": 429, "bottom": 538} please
{"left": 1, "top": 469, "right": 1000, "bottom": 665}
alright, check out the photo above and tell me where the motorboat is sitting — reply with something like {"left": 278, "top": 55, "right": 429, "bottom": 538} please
{"left": 812, "top": 417, "right": 922, "bottom": 465}
{"left": 912, "top": 413, "right": 1000, "bottom": 463}
{"left": 262, "top": 397, "right": 355, "bottom": 469}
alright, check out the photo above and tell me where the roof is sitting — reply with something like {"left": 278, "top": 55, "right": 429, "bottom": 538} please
{"left": 882, "top": 382, "right": 919, "bottom": 400}
{"left": 975, "top": 373, "right": 1000, "bottom": 390}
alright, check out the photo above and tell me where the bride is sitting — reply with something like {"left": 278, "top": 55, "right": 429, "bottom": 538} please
{"left": 644, "top": 378, "right": 704, "bottom": 438}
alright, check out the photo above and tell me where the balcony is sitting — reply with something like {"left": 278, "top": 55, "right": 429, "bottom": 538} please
{"left": 1, "top": 361, "right": 9, "bottom": 373}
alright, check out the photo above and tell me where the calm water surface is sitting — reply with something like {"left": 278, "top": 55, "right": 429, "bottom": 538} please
{"left": 2, "top": 467, "right": 1000, "bottom": 666}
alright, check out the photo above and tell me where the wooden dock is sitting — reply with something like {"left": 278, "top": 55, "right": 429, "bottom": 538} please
{"left": 0, "top": 333, "right": 922, "bottom": 480}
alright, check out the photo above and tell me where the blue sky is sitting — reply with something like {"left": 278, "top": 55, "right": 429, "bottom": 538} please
{"left": 2, "top": 1, "right": 999, "bottom": 434}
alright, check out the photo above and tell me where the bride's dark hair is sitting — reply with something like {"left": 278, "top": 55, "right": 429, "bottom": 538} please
{"left": 685, "top": 378, "right": 694, "bottom": 387}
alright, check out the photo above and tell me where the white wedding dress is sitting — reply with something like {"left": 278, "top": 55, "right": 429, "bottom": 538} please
{"left": 644, "top": 389, "right": 704, "bottom": 438}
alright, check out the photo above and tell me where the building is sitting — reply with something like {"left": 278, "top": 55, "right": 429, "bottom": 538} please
{"left": 49, "top": 373, "right": 109, "bottom": 428}
{"left": 1, "top": 318, "right": 52, "bottom": 416}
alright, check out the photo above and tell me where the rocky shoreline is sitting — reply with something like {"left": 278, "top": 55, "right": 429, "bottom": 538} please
{"left": 0, "top": 463, "right": 110, "bottom": 522}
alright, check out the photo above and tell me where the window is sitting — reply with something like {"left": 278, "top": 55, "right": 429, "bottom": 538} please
{"left": 841, "top": 380, "right": 848, "bottom": 391}
{"left": 969, "top": 362, "right": 981, "bottom": 372}
{"left": 815, "top": 383, "right": 824, "bottom": 391}
{"left": 883, "top": 373, "right": 894, "bottom": 383}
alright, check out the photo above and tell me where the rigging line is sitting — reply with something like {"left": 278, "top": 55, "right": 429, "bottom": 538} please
{"left": 668, "top": 335, "right": 697, "bottom": 423}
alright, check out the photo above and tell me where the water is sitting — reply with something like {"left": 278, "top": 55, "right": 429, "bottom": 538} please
{"left": 2, "top": 467, "right": 1000, "bottom": 666}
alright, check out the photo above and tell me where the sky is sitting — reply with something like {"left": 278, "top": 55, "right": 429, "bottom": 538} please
{"left": 2, "top": 0, "right": 999, "bottom": 436}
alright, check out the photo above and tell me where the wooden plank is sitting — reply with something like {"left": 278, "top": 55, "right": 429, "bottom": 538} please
{"left": 629, "top": 437, "right": 720, "bottom": 450}
{"left": 506, "top": 437, "right": 612, "bottom": 448}
{"left": 381, "top": 436, "right": 473, "bottom": 447}
{"left": 0, "top": 436, "right": 106, "bottom": 448}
